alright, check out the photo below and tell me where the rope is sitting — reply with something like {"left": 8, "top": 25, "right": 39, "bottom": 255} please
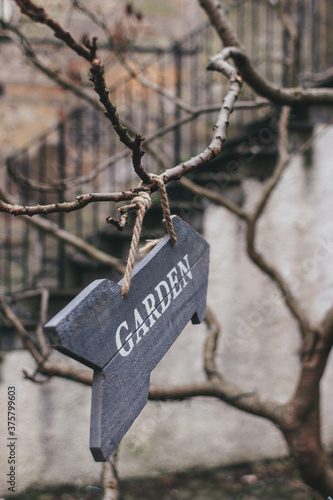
{"left": 121, "top": 191, "right": 151, "bottom": 298}
{"left": 121, "top": 176, "right": 177, "bottom": 298}
{"left": 150, "top": 174, "right": 177, "bottom": 247}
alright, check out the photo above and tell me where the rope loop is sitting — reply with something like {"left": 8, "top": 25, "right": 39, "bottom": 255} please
{"left": 121, "top": 190, "right": 151, "bottom": 298}
{"left": 150, "top": 174, "right": 177, "bottom": 247}
{"left": 121, "top": 176, "right": 177, "bottom": 298}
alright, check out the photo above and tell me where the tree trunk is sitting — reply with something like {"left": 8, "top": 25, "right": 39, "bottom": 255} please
{"left": 283, "top": 401, "right": 333, "bottom": 498}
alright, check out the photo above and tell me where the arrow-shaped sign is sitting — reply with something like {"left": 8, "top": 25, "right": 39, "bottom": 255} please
{"left": 44, "top": 216, "right": 210, "bottom": 461}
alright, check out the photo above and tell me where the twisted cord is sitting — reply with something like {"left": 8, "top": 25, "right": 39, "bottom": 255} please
{"left": 121, "top": 191, "right": 151, "bottom": 298}
{"left": 150, "top": 174, "right": 177, "bottom": 247}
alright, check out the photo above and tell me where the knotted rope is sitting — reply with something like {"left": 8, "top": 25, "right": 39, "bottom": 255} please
{"left": 121, "top": 191, "right": 151, "bottom": 298}
{"left": 150, "top": 174, "right": 177, "bottom": 247}
{"left": 121, "top": 176, "right": 177, "bottom": 298}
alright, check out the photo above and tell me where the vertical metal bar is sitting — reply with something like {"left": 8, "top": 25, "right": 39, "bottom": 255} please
{"left": 190, "top": 31, "right": 199, "bottom": 157}
{"left": 21, "top": 150, "right": 30, "bottom": 288}
{"left": 311, "top": 0, "right": 318, "bottom": 74}
{"left": 326, "top": 0, "right": 332, "bottom": 69}
{"left": 282, "top": 7, "right": 290, "bottom": 87}
{"left": 75, "top": 109, "right": 83, "bottom": 238}
{"left": 266, "top": 0, "right": 274, "bottom": 83}
{"left": 204, "top": 27, "right": 212, "bottom": 144}
{"left": 92, "top": 109, "right": 100, "bottom": 234}
{"left": 250, "top": 0, "right": 257, "bottom": 122}
{"left": 174, "top": 42, "right": 182, "bottom": 165}
{"left": 4, "top": 159, "right": 12, "bottom": 293}
{"left": 158, "top": 56, "right": 166, "bottom": 130}
{"left": 58, "top": 121, "right": 66, "bottom": 289}
{"left": 38, "top": 138, "right": 47, "bottom": 281}
{"left": 295, "top": 0, "right": 304, "bottom": 85}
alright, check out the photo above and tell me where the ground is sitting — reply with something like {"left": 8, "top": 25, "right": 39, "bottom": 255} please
{"left": 6, "top": 458, "right": 323, "bottom": 500}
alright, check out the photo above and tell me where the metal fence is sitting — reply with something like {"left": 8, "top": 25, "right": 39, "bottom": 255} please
{"left": 1, "top": 0, "right": 332, "bottom": 294}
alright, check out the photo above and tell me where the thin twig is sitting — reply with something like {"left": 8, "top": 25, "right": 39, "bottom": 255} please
{"left": 1, "top": 48, "right": 242, "bottom": 213}
{"left": 4, "top": 98, "right": 269, "bottom": 195}
{"left": 14, "top": 0, "right": 93, "bottom": 61}
{"left": 3, "top": 22, "right": 101, "bottom": 110}
{"left": 0, "top": 187, "right": 125, "bottom": 273}
{"left": 180, "top": 176, "right": 248, "bottom": 220}
{"left": 102, "top": 450, "right": 120, "bottom": 500}
{"left": 14, "top": 0, "right": 151, "bottom": 185}
{"left": 251, "top": 106, "right": 290, "bottom": 222}
{"left": 13, "top": 288, "right": 50, "bottom": 357}
{"left": 0, "top": 297, "right": 44, "bottom": 365}
{"left": 72, "top": 0, "right": 196, "bottom": 114}
{"left": 161, "top": 50, "right": 242, "bottom": 182}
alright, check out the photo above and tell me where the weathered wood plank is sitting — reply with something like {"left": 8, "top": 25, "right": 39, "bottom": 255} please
{"left": 44, "top": 216, "right": 210, "bottom": 461}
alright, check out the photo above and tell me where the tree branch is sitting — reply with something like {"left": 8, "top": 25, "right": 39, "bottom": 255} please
{"left": 148, "top": 378, "right": 281, "bottom": 424}
{"left": 1, "top": 47, "right": 243, "bottom": 213}
{"left": 199, "top": 0, "right": 242, "bottom": 48}
{"left": 180, "top": 176, "right": 248, "bottom": 220}
{"left": 13, "top": 0, "right": 151, "bottom": 185}
{"left": 2, "top": 21, "right": 102, "bottom": 110}
{"left": 102, "top": 452, "right": 120, "bottom": 500}
{"left": 72, "top": 0, "right": 198, "bottom": 115}
{"left": 14, "top": 0, "right": 93, "bottom": 61}
{"left": 203, "top": 305, "right": 222, "bottom": 379}
{"left": 0, "top": 297, "right": 44, "bottom": 365}
{"left": 200, "top": 0, "right": 333, "bottom": 105}
{"left": 0, "top": 187, "right": 125, "bottom": 273}
{"left": 161, "top": 50, "right": 242, "bottom": 182}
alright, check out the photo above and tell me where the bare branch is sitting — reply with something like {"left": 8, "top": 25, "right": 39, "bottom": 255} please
{"left": 102, "top": 451, "right": 120, "bottom": 500}
{"left": 149, "top": 378, "right": 281, "bottom": 424}
{"left": 0, "top": 185, "right": 138, "bottom": 216}
{"left": 72, "top": 0, "right": 197, "bottom": 114}
{"left": 200, "top": 0, "right": 333, "bottom": 105}
{"left": 180, "top": 176, "right": 248, "bottom": 220}
{"left": 14, "top": 0, "right": 151, "bottom": 185}
{"left": 89, "top": 56, "right": 151, "bottom": 184}
{"left": 162, "top": 52, "right": 242, "bottom": 182}
{"left": 14, "top": 0, "right": 93, "bottom": 61}
{"left": 26, "top": 214, "right": 125, "bottom": 274}
{"left": 0, "top": 187, "right": 125, "bottom": 273}
{"left": 251, "top": 106, "right": 290, "bottom": 222}
{"left": 246, "top": 107, "right": 310, "bottom": 337}
{"left": 199, "top": 0, "right": 242, "bottom": 48}
{"left": 0, "top": 297, "right": 44, "bottom": 365}
{"left": 1, "top": 47, "right": 243, "bottom": 214}
{"left": 203, "top": 305, "right": 222, "bottom": 379}
{"left": 14, "top": 288, "right": 50, "bottom": 357}
{"left": 38, "top": 362, "right": 93, "bottom": 385}
{"left": 246, "top": 114, "right": 333, "bottom": 338}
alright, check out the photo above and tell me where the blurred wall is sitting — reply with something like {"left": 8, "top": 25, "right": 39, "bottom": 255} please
{"left": 1, "top": 123, "right": 333, "bottom": 494}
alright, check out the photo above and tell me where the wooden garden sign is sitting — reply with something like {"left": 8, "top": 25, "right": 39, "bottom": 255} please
{"left": 44, "top": 216, "right": 210, "bottom": 461}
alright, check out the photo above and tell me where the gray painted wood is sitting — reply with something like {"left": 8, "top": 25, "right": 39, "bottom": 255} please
{"left": 44, "top": 216, "right": 210, "bottom": 461}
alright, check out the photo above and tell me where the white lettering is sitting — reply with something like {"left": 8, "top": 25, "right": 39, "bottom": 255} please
{"left": 167, "top": 267, "right": 182, "bottom": 299}
{"left": 177, "top": 254, "right": 192, "bottom": 287}
{"left": 116, "top": 321, "right": 134, "bottom": 357}
{"left": 115, "top": 254, "right": 195, "bottom": 357}
{"left": 134, "top": 308, "right": 149, "bottom": 343}
{"left": 155, "top": 280, "right": 171, "bottom": 313}
{"left": 142, "top": 293, "right": 161, "bottom": 328}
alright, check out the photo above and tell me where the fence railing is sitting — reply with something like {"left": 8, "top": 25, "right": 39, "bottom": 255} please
{"left": 1, "top": 0, "right": 332, "bottom": 294}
